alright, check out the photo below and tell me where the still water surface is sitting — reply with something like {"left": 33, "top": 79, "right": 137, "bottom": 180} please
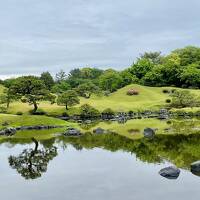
{"left": 0, "top": 133, "right": 200, "bottom": 200}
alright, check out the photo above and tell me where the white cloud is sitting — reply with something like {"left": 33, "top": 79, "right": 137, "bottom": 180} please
{"left": 0, "top": 0, "right": 200, "bottom": 77}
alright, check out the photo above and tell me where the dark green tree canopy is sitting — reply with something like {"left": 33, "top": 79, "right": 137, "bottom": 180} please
{"left": 173, "top": 46, "right": 200, "bottom": 66}
{"left": 57, "top": 90, "right": 80, "bottom": 110}
{"left": 76, "top": 82, "right": 101, "bottom": 98}
{"left": 9, "top": 76, "right": 51, "bottom": 112}
{"left": 130, "top": 58, "right": 154, "bottom": 79}
{"left": 40, "top": 71, "right": 55, "bottom": 90}
{"left": 139, "top": 51, "right": 163, "bottom": 65}
{"left": 79, "top": 104, "right": 100, "bottom": 119}
{"left": 99, "top": 69, "right": 122, "bottom": 92}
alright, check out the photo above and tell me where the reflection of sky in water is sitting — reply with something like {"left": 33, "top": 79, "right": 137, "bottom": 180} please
{"left": 0, "top": 144, "right": 200, "bottom": 200}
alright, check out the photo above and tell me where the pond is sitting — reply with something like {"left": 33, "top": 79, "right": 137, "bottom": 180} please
{"left": 1, "top": 121, "right": 200, "bottom": 200}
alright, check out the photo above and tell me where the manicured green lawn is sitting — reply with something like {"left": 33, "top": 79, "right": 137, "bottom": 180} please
{"left": 0, "top": 85, "right": 4, "bottom": 93}
{"left": 0, "top": 114, "right": 75, "bottom": 129}
{"left": 0, "top": 114, "right": 79, "bottom": 140}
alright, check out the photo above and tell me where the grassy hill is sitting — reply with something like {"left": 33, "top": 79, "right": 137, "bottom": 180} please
{"left": 81, "top": 84, "right": 172, "bottom": 111}
{"left": 0, "top": 84, "right": 4, "bottom": 94}
{"left": 0, "top": 84, "right": 200, "bottom": 115}
{"left": 0, "top": 114, "right": 72, "bottom": 129}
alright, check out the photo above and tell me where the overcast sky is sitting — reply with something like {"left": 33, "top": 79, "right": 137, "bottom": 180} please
{"left": 0, "top": 0, "right": 200, "bottom": 79}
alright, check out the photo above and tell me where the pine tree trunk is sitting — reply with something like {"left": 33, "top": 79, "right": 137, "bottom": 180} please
{"left": 33, "top": 101, "right": 38, "bottom": 112}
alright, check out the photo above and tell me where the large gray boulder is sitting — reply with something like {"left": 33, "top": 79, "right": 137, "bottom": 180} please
{"left": 191, "top": 161, "right": 200, "bottom": 175}
{"left": 143, "top": 128, "right": 155, "bottom": 138}
{"left": 159, "top": 166, "right": 180, "bottom": 179}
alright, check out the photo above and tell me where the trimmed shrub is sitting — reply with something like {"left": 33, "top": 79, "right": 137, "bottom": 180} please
{"left": 171, "top": 89, "right": 176, "bottom": 93}
{"left": 0, "top": 106, "right": 7, "bottom": 113}
{"left": 102, "top": 108, "right": 115, "bottom": 116}
{"left": 127, "top": 89, "right": 139, "bottom": 96}
{"left": 102, "top": 108, "right": 115, "bottom": 119}
{"left": 166, "top": 120, "right": 172, "bottom": 124}
{"left": 2, "top": 121, "right": 9, "bottom": 126}
{"left": 128, "top": 110, "right": 134, "bottom": 116}
{"left": 80, "top": 104, "right": 100, "bottom": 119}
{"left": 166, "top": 99, "right": 171, "bottom": 103}
{"left": 104, "top": 91, "right": 111, "bottom": 97}
{"left": 29, "top": 109, "right": 47, "bottom": 115}
{"left": 162, "top": 89, "right": 170, "bottom": 94}
{"left": 16, "top": 111, "right": 23, "bottom": 115}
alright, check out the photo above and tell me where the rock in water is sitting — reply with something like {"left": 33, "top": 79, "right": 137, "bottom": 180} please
{"left": 93, "top": 128, "right": 105, "bottom": 134}
{"left": 191, "top": 161, "right": 200, "bottom": 176}
{"left": 64, "top": 128, "right": 81, "bottom": 136}
{"left": 143, "top": 128, "right": 155, "bottom": 138}
{"left": 0, "top": 127, "right": 16, "bottom": 136}
{"left": 159, "top": 166, "right": 180, "bottom": 179}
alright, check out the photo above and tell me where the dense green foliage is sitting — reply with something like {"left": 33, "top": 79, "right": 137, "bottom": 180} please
{"left": 0, "top": 46, "right": 200, "bottom": 115}
{"left": 57, "top": 90, "right": 80, "bottom": 110}
{"left": 79, "top": 104, "right": 100, "bottom": 119}
{"left": 9, "top": 76, "right": 52, "bottom": 112}
{"left": 2, "top": 46, "right": 200, "bottom": 94}
{"left": 170, "top": 90, "right": 200, "bottom": 108}
{"left": 76, "top": 82, "right": 101, "bottom": 98}
{"left": 40, "top": 72, "right": 55, "bottom": 90}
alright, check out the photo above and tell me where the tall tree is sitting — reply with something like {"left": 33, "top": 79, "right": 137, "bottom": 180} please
{"left": 55, "top": 70, "right": 67, "bottom": 83}
{"left": 180, "top": 64, "right": 200, "bottom": 88}
{"left": 40, "top": 71, "right": 54, "bottom": 90}
{"left": 0, "top": 88, "right": 18, "bottom": 108}
{"left": 57, "top": 90, "right": 80, "bottom": 110}
{"left": 139, "top": 51, "right": 163, "bottom": 65}
{"left": 99, "top": 69, "right": 122, "bottom": 92}
{"left": 173, "top": 46, "right": 200, "bottom": 66}
{"left": 10, "top": 76, "right": 51, "bottom": 112}
{"left": 130, "top": 58, "right": 154, "bottom": 79}
{"left": 76, "top": 82, "right": 101, "bottom": 98}
{"left": 52, "top": 81, "right": 71, "bottom": 94}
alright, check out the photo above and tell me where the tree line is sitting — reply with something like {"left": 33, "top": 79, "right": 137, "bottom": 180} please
{"left": 0, "top": 46, "right": 200, "bottom": 113}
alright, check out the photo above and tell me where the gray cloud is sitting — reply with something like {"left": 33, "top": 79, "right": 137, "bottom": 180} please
{"left": 0, "top": 0, "right": 200, "bottom": 78}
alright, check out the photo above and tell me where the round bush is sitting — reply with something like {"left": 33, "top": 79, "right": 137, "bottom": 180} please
{"left": 166, "top": 99, "right": 171, "bottom": 103}
{"left": 128, "top": 110, "right": 134, "bottom": 116}
{"left": 162, "top": 89, "right": 170, "bottom": 94}
{"left": 171, "top": 89, "right": 176, "bottom": 93}
{"left": 102, "top": 108, "right": 115, "bottom": 116}
{"left": 62, "top": 112, "right": 69, "bottom": 117}
{"left": 16, "top": 111, "right": 23, "bottom": 115}
{"left": 127, "top": 89, "right": 139, "bottom": 96}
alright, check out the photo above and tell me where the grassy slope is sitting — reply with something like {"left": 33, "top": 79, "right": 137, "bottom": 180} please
{"left": 0, "top": 114, "right": 78, "bottom": 140}
{"left": 0, "top": 114, "right": 74, "bottom": 129}
{"left": 0, "top": 84, "right": 200, "bottom": 115}
{"left": 80, "top": 84, "right": 169, "bottom": 111}
{"left": 0, "top": 85, "right": 4, "bottom": 93}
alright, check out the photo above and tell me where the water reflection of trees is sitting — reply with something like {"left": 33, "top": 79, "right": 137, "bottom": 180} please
{"left": 8, "top": 138, "right": 57, "bottom": 180}
{"left": 2, "top": 123, "right": 200, "bottom": 176}
{"left": 58, "top": 132, "right": 200, "bottom": 169}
